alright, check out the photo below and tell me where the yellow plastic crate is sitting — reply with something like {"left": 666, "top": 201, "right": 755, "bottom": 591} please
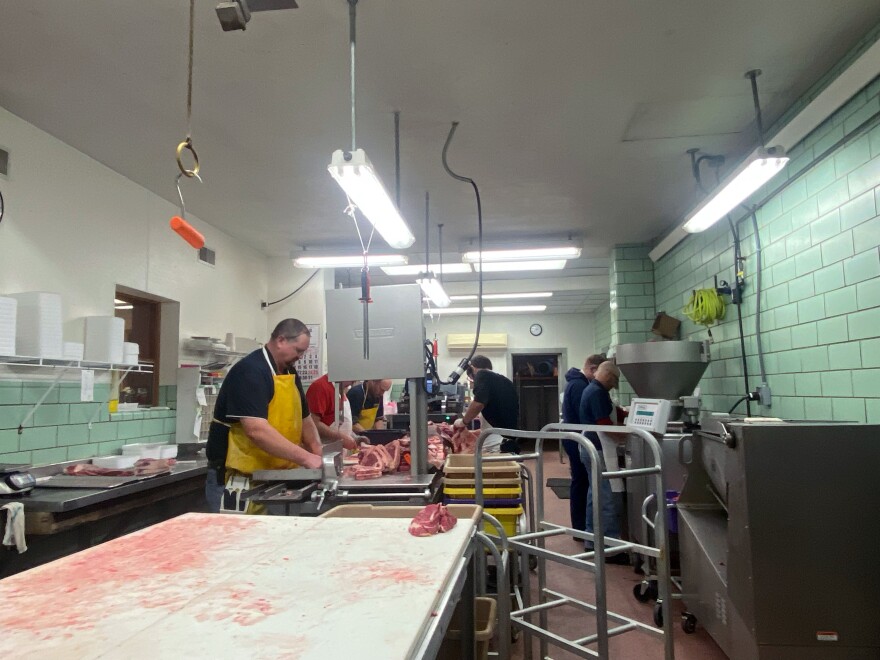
{"left": 445, "top": 485, "right": 522, "bottom": 499}
{"left": 482, "top": 506, "right": 524, "bottom": 537}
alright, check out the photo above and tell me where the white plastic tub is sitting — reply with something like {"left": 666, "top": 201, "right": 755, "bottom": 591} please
{"left": 91, "top": 455, "right": 138, "bottom": 470}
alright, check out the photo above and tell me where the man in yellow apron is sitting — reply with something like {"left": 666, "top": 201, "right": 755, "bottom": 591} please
{"left": 205, "top": 319, "right": 323, "bottom": 514}
{"left": 348, "top": 379, "right": 393, "bottom": 433}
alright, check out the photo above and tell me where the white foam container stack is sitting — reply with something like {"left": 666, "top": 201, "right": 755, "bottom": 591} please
{"left": 0, "top": 296, "right": 16, "bottom": 356}
{"left": 10, "top": 292, "right": 63, "bottom": 359}
{"left": 63, "top": 341, "right": 85, "bottom": 361}
{"left": 83, "top": 316, "right": 125, "bottom": 363}
{"left": 123, "top": 341, "right": 140, "bottom": 366}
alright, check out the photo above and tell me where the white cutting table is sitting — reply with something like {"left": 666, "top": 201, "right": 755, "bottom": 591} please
{"left": 0, "top": 512, "right": 477, "bottom": 659}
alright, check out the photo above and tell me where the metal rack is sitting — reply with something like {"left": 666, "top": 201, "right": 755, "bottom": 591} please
{"left": 473, "top": 424, "right": 675, "bottom": 660}
{"left": 0, "top": 353, "right": 153, "bottom": 433}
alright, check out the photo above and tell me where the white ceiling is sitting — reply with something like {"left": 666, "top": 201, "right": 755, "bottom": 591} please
{"left": 2, "top": 1, "right": 879, "bottom": 313}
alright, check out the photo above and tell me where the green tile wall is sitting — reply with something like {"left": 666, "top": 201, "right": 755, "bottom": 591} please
{"left": 609, "top": 245, "right": 656, "bottom": 405}
{"left": 652, "top": 74, "right": 880, "bottom": 421}
{"left": 0, "top": 381, "right": 178, "bottom": 465}
{"left": 593, "top": 299, "right": 612, "bottom": 353}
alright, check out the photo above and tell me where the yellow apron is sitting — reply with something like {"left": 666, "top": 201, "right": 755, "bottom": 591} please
{"left": 225, "top": 347, "right": 303, "bottom": 475}
{"left": 357, "top": 403, "right": 380, "bottom": 430}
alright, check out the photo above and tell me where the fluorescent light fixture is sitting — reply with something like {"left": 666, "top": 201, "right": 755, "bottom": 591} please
{"left": 114, "top": 304, "right": 133, "bottom": 310}
{"left": 382, "top": 263, "right": 472, "bottom": 276}
{"left": 114, "top": 298, "right": 127, "bottom": 305}
{"left": 450, "top": 292, "right": 553, "bottom": 301}
{"left": 328, "top": 149, "right": 415, "bottom": 249}
{"left": 293, "top": 254, "right": 408, "bottom": 268}
{"left": 416, "top": 275, "right": 451, "bottom": 308}
{"left": 474, "top": 260, "right": 567, "bottom": 272}
{"left": 462, "top": 246, "right": 581, "bottom": 263}
{"left": 683, "top": 147, "right": 789, "bottom": 233}
{"left": 485, "top": 305, "right": 547, "bottom": 313}
{"left": 422, "top": 307, "right": 480, "bottom": 315}
{"left": 422, "top": 304, "right": 547, "bottom": 315}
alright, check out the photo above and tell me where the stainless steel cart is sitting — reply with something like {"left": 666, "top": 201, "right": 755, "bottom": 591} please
{"left": 474, "top": 424, "right": 675, "bottom": 659}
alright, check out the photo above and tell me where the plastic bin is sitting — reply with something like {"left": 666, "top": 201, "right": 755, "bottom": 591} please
{"left": 437, "top": 596, "right": 497, "bottom": 660}
{"left": 444, "top": 485, "right": 522, "bottom": 500}
{"left": 444, "top": 454, "right": 520, "bottom": 479}
{"left": 483, "top": 506, "right": 524, "bottom": 537}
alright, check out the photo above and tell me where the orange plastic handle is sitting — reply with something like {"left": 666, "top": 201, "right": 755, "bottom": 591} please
{"left": 170, "top": 216, "right": 205, "bottom": 250}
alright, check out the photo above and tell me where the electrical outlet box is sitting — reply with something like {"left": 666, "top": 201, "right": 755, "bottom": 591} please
{"left": 756, "top": 383, "right": 772, "bottom": 407}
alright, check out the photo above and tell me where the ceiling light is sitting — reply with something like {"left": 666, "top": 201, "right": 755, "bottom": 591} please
{"left": 114, "top": 298, "right": 127, "bottom": 305}
{"left": 450, "top": 292, "right": 553, "bottom": 301}
{"left": 382, "top": 263, "right": 472, "bottom": 276}
{"left": 462, "top": 246, "right": 581, "bottom": 263}
{"left": 293, "top": 254, "right": 408, "bottom": 268}
{"left": 422, "top": 304, "right": 547, "bottom": 315}
{"left": 422, "top": 307, "right": 480, "bottom": 315}
{"left": 485, "top": 305, "right": 547, "bottom": 313}
{"left": 474, "top": 260, "right": 568, "bottom": 272}
{"left": 328, "top": 149, "right": 415, "bottom": 249}
{"left": 416, "top": 275, "right": 451, "bottom": 308}
{"left": 683, "top": 147, "right": 789, "bottom": 233}
{"left": 114, "top": 304, "right": 134, "bottom": 310}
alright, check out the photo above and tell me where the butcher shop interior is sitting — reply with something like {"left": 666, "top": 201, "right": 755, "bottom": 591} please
{"left": 1, "top": 2, "right": 880, "bottom": 658}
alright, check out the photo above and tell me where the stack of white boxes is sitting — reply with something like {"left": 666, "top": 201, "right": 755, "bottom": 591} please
{"left": 0, "top": 297, "right": 16, "bottom": 356}
{"left": 83, "top": 316, "right": 125, "bottom": 363}
{"left": 10, "top": 292, "right": 63, "bottom": 359}
{"left": 123, "top": 342, "right": 140, "bottom": 366}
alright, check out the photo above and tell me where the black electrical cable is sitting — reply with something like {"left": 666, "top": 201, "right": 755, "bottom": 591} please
{"left": 728, "top": 395, "right": 750, "bottom": 415}
{"left": 262, "top": 270, "right": 320, "bottom": 308}
{"left": 748, "top": 209, "right": 768, "bottom": 384}
{"left": 727, "top": 213, "right": 752, "bottom": 417}
{"left": 441, "top": 121, "right": 483, "bottom": 382}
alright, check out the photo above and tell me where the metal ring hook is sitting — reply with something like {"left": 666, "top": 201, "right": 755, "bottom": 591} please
{"left": 176, "top": 137, "right": 201, "bottom": 178}
{"left": 175, "top": 171, "right": 201, "bottom": 219}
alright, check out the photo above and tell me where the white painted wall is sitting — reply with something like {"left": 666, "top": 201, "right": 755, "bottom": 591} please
{"left": 265, "top": 260, "right": 333, "bottom": 373}
{"left": 424, "top": 312, "right": 597, "bottom": 379}
{"left": 0, "top": 106, "right": 269, "bottom": 367}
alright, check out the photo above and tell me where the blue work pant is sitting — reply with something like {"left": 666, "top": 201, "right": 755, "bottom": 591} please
{"left": 578, "top": 445, "right": 621, "bottom": 548}
{"left": 561, "top": 439, "right": 589, "bottom": 532}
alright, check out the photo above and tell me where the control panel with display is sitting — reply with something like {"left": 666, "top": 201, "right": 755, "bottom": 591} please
{"left": 627, "top": 398, "right": 672, "bottom": 434}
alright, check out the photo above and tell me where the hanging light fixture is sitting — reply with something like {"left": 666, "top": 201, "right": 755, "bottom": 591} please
{"left": 327, "top": 0, "right": 414, "bottom": 250}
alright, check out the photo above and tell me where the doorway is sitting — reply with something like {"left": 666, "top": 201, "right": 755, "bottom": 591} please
{"left": 511, "top": 353, "right": 560, "bottom": 430}
{"left": 115, "top": 289, "right": 160, "bottom": 406}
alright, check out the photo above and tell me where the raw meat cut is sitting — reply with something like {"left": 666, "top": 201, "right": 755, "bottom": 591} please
{"left": 450, "top": 427, "right": 478, "bottom": 454}
{"left": 354, "top": 465, "right": 383, "bottom": 480}
{"left": 384, "top": 440, "right": 401, "bottom": 472}
{"left": 408, "top": 504, "right": 457, "bottom": 537}
{"left": 63, "top": 458, "right": 176, "bottom": 477}
{"left": 427, "top": 434, "right": 446, "bottom": 470}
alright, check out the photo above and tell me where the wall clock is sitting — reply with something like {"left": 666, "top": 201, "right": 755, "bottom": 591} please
{"left": 529, "top": 323, "right": 543, "bottom": 337}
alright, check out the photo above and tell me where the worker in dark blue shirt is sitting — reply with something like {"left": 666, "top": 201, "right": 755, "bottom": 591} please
{"left": 578, "top": 361, "right": 627, "bottom": 561}
{"left": 561, "top": 354, "right": 605, "bottom": 534}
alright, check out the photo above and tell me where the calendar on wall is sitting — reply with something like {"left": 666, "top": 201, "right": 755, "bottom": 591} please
{"left": 298, "top": 323, "right": 322, "bottom": 387}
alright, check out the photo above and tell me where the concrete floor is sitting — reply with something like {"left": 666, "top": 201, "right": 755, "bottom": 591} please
{"left": 500, "top": 445, "right": 727, "bottom": 660}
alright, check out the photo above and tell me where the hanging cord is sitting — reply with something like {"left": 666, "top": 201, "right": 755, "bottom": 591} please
{"left": 176, "top": 0, "right": 200, "bottom": 178}
{"left": 727, "top": 395, "right": 750, "bottom": 415}
{"left": 442, "top": 122, "right": 483, "bottom": 381}
{"left": 438, "top": 223, "right": 444, "bottom": 283}
{"left": 263, "top": 270, "right": 320, "bottom": 308}
{"left": 348, "top": 0, "right": 357, "bottom": 152}
{"left": 747, "top": 208, "right": 768, "bottom": 385}
{"left": 728, "top": 214, "right": 752, "bottom": 416}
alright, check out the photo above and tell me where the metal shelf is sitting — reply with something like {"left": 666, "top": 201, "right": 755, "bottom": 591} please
{"left": 0, "top": 355, "right": 153, "bottom": 434}
{"left": 0, "top": 354, "right": 153, "bottom": 373}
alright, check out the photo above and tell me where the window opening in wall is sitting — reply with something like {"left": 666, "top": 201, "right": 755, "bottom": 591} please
{"left": 512, "top": 353, "right": 560, "bottom": 430}
{"left": 115, "top": 289, "right": 160, "bottom": 406}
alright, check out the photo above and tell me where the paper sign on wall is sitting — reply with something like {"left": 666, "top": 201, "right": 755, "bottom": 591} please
{"left": 80, "top": 370, "right": 95, "bottom": 402}
{"left": 299, "top": 324, "right": 322, "bottom": 388}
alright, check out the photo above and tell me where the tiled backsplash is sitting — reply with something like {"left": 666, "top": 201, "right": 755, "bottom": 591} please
{"left": 647, "top": 75, "right": 880, "bottom": 422}
{"left": 0, "top": 381, "right": 177, "bottom": 465}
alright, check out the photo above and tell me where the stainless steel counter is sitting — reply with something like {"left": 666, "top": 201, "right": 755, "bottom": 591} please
{"left": 22, "top": 459, "right": 208, "bottom": 513}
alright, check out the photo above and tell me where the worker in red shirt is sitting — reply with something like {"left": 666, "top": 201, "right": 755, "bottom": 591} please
{"left": 305, "top": 374, "right": 364, "bottom": 450}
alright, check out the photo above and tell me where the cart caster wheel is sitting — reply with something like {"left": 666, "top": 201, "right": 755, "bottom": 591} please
{"left": 681, "top": 612, "right": 697, "bottom": 634}
{"left": 529, "top": 555, "right": 538, "bottom": 571}
{"left": 653, "top": 601, "right": 663, "bottom": 627}
{"left": 633, "top": 581, "right": 658, "bottom": 603}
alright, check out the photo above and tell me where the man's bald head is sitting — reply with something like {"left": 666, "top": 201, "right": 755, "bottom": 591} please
{"left": 594, "top": 361, "right": 620, "bottom": 389}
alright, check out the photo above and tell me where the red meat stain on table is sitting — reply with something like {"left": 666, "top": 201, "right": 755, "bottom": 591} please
{"left": 0, "top": 515, "right": 259, "bottom": 639}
